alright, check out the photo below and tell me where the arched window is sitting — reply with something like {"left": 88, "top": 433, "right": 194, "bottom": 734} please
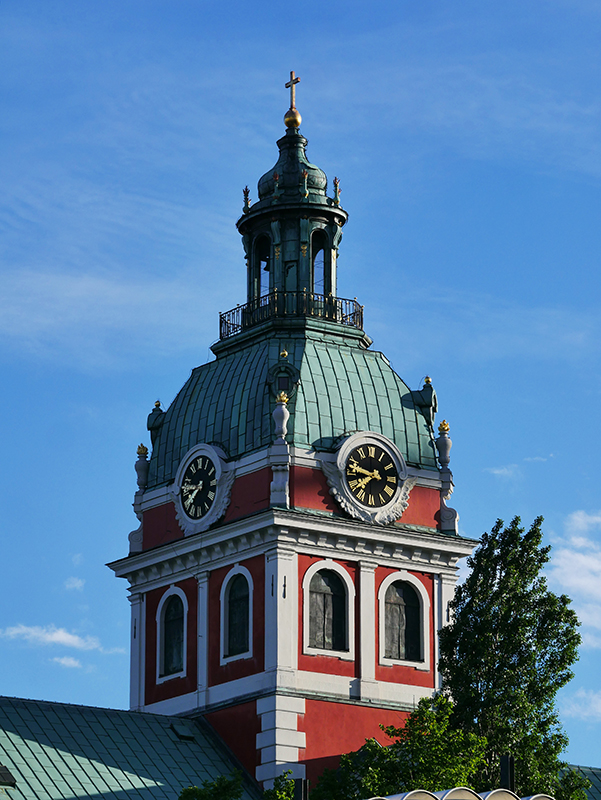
{"left": 220, "top": 565, "right": 253, "bottom": 664}
{"left": 226, "top": 574, "right": 249, "bottom": 657}
{"left": 156, "top": 591, "right": 186, "bottom": 680}
{"left": 309, "top": 569, "right": 347, "bottom": 651}
{"left": 255, "top": 235, "right": 271, "bottom": 298}
{"left": 384, "top": 581, "right": 421, "bottom": 662}
{"left": 311, "top": 230, "right": 328, "bottom": 295}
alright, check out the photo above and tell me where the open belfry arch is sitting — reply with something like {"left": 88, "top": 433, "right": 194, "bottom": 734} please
{"left": 109, "top": 73, "right": 475, "bottom": 789}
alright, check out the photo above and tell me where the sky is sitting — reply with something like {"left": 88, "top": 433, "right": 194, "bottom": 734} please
{"left": 1, "top": 0, "right": 601, "bottom": 769}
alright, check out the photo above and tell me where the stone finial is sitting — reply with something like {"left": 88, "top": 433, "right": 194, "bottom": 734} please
{"left": 273, "top": 393, "right": 290, "bottom": 441}
{"left": 333, "top": 176, "right": 341, "bottom": 206}
{"left": 435, "top": 421, "right": 452, "bottom": 468}
{"left": 243, "top": 185, "right": 251, "bottom": 214}
{"left": 135, "top": 444, "right": 150, "bottom": 489}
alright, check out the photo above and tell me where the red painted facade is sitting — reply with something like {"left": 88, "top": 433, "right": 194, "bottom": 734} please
{"left": 289, "top": 466, "right": 339, "bottom": 514}
{"left": 205, "top": 700, "right": 261, "bottom": 776}
{"left": 298, "top": 698, "right": 410, "bottom": 786}
{"left": 399, "top": 485, "right": 440, "bottom": 528}
{"left": 223, "top": 467, "right": 271, "bottom": 523}
{"left": 144, "top": 577, "right": 198, "bottom": 705}
{"left": 142, "top": 503, "right": 183, "bottom": 550}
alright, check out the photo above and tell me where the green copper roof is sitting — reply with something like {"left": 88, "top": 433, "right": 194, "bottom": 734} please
{"left": 0, "top": 696, "right": 260, "bottom": 800}
{"left": 147, "top": 319, "right": 437, "bottom": 489}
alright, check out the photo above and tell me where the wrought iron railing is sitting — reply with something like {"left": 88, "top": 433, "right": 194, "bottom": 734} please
{"left": 219, "top": 290, "right": 364, "bottom": 339}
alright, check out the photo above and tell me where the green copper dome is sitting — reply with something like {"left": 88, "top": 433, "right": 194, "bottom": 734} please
{"left": 256, "top": 128, "right": 328, "bottom": 206}
{"left": 146, "top": 319, "right": 437, "bottom": 490}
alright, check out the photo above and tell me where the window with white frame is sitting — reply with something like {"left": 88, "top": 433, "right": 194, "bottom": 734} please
{"left": 156, "top": 587, "right": 188, "bottom": 681}
{"left": 220, "top": 566, "right": 253, "bottom": 664}
{"left": 303, "top": 560, "right": 355, "bottom": 660}
{"left": 378, "top": 572, "right": 430, "bottom": 669}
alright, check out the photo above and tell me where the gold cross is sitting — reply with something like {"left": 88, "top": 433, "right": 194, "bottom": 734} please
{"left": 285, "top": 70, "right": 300, "bottom": 108}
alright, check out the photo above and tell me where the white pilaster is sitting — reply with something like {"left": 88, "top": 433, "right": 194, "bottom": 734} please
{"left": 264, "top": 547, "right": 298, "bottom": 682}
{"left": 196, "top": 570, "right": 210, "bottom": 707}
{"left": 128, "top": 592, "right": 145, "bottom": 711}
{"left": 359, "top": 560, "right": 377, "bottom": 696}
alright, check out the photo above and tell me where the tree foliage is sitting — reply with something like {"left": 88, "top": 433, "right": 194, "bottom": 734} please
{"left": 263, "top": 770, "right": 295, "bottom": 800}
{"left": 179, "top": 771, "right": 242, "bottom": 800}
{"left": 311, "top": 695, "right": 487, "bottom": 800}
{"left": 438, "top": 516, "right": 587, "bottom": 800}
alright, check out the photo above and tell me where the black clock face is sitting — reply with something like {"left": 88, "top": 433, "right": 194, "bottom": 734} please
{"left": 345, "top": 444, "right": 399, "bottom": 508}
{"left": 181, "top": 455, "right": 218, "bottom": 520}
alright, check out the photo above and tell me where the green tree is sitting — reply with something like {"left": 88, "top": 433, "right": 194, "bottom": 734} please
{"left": 438, "top": 516, "right": 587, "bottom": 800}
{"left": 179, "top": 771, "right": 242, "bottom": 800}
{"left": 263, "top": 770, "right": 295, "bottom": 800}
{"left": 311, "top": 695, "right": 487, "bottom": 800}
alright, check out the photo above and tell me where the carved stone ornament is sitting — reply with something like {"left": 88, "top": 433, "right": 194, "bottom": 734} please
{"left": 170, "top": 444, "right": 235, "bottom": 536}
{"left": 321, "top": 431, "right": 416, "bottom": 525}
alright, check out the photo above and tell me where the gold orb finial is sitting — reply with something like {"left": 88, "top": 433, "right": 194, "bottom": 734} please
{"left": 284, "top": 107, "right": 302, "bottom": 129}
{"left": 276, "top": 391, "right": 289, "bottom": 404}
{"left": 424, "top": 375, "right": 432, "bottom": 385}
{"left": 280, "top": 348, "right": 288, "bottom": 358}
{"left": 154, "top": 400, "right": 161, "bottom": 408}
{"left": 438, "top": 419, "right": 450, "bottom": 434}
{"left": 137, "top": 443, "right": 149, "bottom": 457}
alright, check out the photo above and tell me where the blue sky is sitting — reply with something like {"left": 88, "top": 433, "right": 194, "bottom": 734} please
{"left": 1, "top": 0, "right": 601, "bottom": 768}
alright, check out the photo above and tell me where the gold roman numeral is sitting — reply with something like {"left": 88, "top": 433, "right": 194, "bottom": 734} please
{"left": 384, "top": 484, "right": 394, "bottom": 498}
{"left": 368, "top": 446, "right": 375, "bottom": 458}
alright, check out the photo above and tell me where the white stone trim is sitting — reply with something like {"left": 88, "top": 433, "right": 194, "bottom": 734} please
{"left": 128, "top": 592, "right": 145, "bottom": 711}
{"left": 256, "top": 694, "right": 306, "bottom": 787}
{"left": 155, "top": 585, "right": 188, "bottom": 684}
{"left": 196, "top": 571, "right": 210, "bottom": 706}
{"left": 377, "top": 571, "right": 431, "bottom": 671}
{"left": 302, "top": 559, "right": 356, "bottom": 661}
{"left": 220, "top": 564, "right": 254, "bottom": 665}
{"left": 358, "top": 562, "right": 377, "bottom": 691}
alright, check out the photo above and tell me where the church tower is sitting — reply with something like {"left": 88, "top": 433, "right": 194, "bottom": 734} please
{"left": 109, "top": 74, "right": 474, "bottom": 789}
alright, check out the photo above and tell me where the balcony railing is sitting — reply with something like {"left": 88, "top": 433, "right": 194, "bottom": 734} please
{"left": 219, "top": 290, "right": 364, "bottom": 339}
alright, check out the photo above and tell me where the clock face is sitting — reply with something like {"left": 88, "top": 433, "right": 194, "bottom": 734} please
{"left": 180, "top": 454, "right": 218, "bottom": 520}
{"left": 345, "top": 443, "right": 399, "bottom": 508}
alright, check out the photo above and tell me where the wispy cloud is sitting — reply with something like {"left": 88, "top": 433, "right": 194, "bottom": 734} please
{"left": 547, "top": 512, "right": 601, "bottom": 649}
{"left": 52, "top": 656, "right": 82, "bottom": 669}
{"left": 485, "top": 464, "right": 522, "bottom": 480}
{"left": 71, "top": 553, "right": 84, "bottom": 567}
{"left": 64, "top": 577, "right": 85, "bottom": 592}
{"left": 0, "top": 624, "right": 124, "bottom": 654}
{"left": 561, "top": 688, "right": 601, "bottom": 721}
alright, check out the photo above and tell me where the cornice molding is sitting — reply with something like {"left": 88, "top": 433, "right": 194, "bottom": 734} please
{"left": 109, "top": 509, "right": 475, "bottom": 593}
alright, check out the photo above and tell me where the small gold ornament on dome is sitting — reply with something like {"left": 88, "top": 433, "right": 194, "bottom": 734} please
{"left": 438, "top": 419, "right": 450, "bottom": 434}
{"left": 276, "top": 391, "right": 289, "bottom": 404}
{"left": 424, "top": 375, "right": 432, "bottom": 385}
{"left": 154, "top": 400, "right": 161, "bottom": 408}
{"left": 280, "top": 348, "right": 288, "bottom": 358}
{"left": 137, "top": 443, "right": 149, "bottom": 457}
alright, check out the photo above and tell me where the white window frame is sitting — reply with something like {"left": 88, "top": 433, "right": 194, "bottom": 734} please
{"left": 378, "top": 571, "right": 430, "bottom": 671}
{"left": 156, "top": 585, "right": 188, "bottom": 684}
{"left": 302, "top": 559, "right": 355, "bottom": 661}
{"left": 220, "top": 564, "right": 254, "bottom": 666}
